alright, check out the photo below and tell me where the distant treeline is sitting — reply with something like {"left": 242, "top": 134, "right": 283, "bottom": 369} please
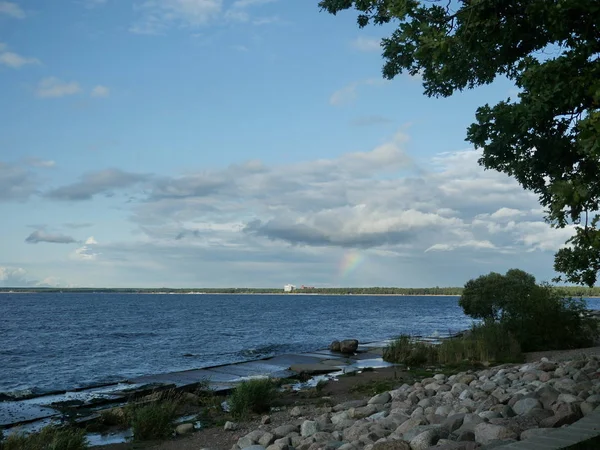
{"left": 1, "top": 286, "right": 599, "bottom": 296}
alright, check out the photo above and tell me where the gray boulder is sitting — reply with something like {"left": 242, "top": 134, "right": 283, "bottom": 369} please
{"left": 273, "top": 425, "right": 299, "bottom": 438}
{"left": 369, "top": 392, "right": 391, "bottom": 405}
{"left": 340, "top": 339, "right": 359, "bottom": 354}
{"left": 474, "top": 423, "right": 517, "bottom": 445}
{"left": 513, "top": 398, "right": 542, "bottom": 416}
{"left": 301, "top": 420, "right": 320, "bottom": 438}
{"left": 410, "top": 429, "right": 441, "bottom": 450}
{"left": 330, "top": 340, "right": 341, "bottom": 352}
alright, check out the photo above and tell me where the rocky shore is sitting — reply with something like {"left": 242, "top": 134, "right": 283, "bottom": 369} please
{"left": 225, "top": 355, "right": 600, "bottom": 450}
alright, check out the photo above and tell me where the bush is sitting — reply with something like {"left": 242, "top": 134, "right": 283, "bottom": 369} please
{"left": 459, "top": 269, "right": 598, "bottom": 352}
{"left": 228, "top": 378, "right": 276, "bottom": 419}
{"left": 437, "top": 322, "right": 522, "bottom": 365}
{"left": 2, "top": 426, "right": 88, "bottom": 450}
{"left": 130, "top": 400, "right": 178, "bottom": 441}
{"left": 383, "top": 335, "right": 438, "bottom": 366}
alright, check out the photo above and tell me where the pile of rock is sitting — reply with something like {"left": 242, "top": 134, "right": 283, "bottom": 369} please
{"left": 329, "top": 340, "right": 359, "bottom": 354}
{"left": 231, "top": 355, "right": 600, "bottom": 450}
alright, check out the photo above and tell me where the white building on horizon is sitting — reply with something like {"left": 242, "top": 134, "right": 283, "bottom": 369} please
{"left": 284, "top": 284, "right": 296, "bottom": 292}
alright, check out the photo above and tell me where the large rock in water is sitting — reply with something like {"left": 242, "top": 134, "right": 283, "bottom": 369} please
{"left": 330, "top": 340, "right": 341, "bottom": 352}
{"left": 339, "top": 339, "right": 359, "bottom": 354}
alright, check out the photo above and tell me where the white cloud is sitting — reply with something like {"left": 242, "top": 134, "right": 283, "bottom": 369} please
{"left": 329, "top": 78, "right": 388, "bottom": 106}
{"left": 490, "top": 207, "right": 525, "bottom": 220}
{"left": 26, "top": 158, "right": 56, "bottom": 168}
{"left": 130, "top": 0, "right": 223, "bottom": 34}
{"left": 90, "top": 85, "right": 110, "bottom": 98}
{"left": 232, "top": 0, "right": 276, "bottom": 7}
{"left": 0, "top": 51, "right": 40, "bottom": 68}
{"left": 351, "top": 36, "right": 381, "bottom": 52}
{"left": 36, "top": 78, "right": 82, "bottom": 99}
{"left": 0, "top": 1, "right": 25, "bottom": 18}
{"left": 85, "top": 236, "right": 98, "bottom": 245}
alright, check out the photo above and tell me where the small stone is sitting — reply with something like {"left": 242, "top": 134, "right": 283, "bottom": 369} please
{"left": 175, "top": 423, "right": 194, "bottom": 435}
{"left": 261, "top": 415, "right": 271, "bottom": 425}
{"left": 224, "top": 421, "right": 238, "bottom": 431}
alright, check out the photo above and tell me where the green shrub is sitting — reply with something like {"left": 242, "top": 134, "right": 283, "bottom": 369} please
{"left": 130, "top": 400, "right": 178, "bottom": 441}
{"left": 228, "top": 378, "right": 276, "bottom": 419}
{"left": 459, "top": 269, "right": 598, "bottom": 352}
{"left": 437, "top": 322, "right": 522, "bottom": 365}
{"left": 383, "top": 335, "right": 438, "bottom": 366}
{"left": 2, "top": 426, "right": 88, "bottom": 450}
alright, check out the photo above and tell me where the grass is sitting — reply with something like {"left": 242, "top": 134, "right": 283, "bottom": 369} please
{"left": 228, "top": 378, "right": 277, "bottom": 419}
{"left": 349, "top": 379, "right": 398, "bottom": 395}
{"left": 129, "top": 399, "right": 179, "bottom": 441}
{"left": 383, "top": 323, "right": 523, "bottom": 368}
{"left": 98, "top": 408, "right": 129, "bottom": 429}
{"left": 1, "top": 426, "right": 88, "bottom": 450}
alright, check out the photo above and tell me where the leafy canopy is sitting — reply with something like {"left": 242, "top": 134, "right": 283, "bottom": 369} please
{"left": 318, "top": 0, "right": 600, "bottom": 286}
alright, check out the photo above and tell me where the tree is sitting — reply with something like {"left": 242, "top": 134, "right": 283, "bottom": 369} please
{"left": 459, "top": 269, "right": 597, "bottom": 351}
{"left": 318, "top": 0, "right": 600, "bottom": 286}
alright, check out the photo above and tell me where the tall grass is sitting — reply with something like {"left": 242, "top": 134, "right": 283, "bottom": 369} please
{"left": 129, "top": 400, "right": 178, "bottom": 441}
{"left": 2, "top": 426, "right": 88, "bottom": 450}
{"left": 383, "top": 323, "right": 522, "bottom": 367}
{"left": 383, "top": 335, "right": 438, "bottom": 366}
{"left": 228, "top": 378, "right": 277, "bottom": 419}
{"left": 437, "top": 322, "right": 522, "bottom": 365}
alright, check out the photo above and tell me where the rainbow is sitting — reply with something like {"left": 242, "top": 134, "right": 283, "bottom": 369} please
{"left": 338, "top": 249, "right": 365, "bottom": 282}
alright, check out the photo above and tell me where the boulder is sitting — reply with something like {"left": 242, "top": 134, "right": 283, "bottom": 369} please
{"left": 520, "top": 427, "right": 553, "bottom": 440}
{"left": 330, "top": 340, "right": 341, "bottom": 352}
{"left": 266, "top": 445, "right": 289, "bottom": 450}
{"left": 242, "top": 446, "right": 266, "bottom": 450}
{"left": 259, "top": 433, "right": 275, "bottom": 447}
{"left": 513, "top": 398, "right": 542, "bottom": 416}
{"left": 334, "top": 399, "right": 367, "bottom": 412}
{"left": 369, "top": 392, "right": 391, "bottom": 405}
{"left": 540, "top": 403, "right": 581, "bottom": 427}
{"left": 238, "top": 431, "right": 266, "bottom": 449}
{"left": 262, "top": 415, "right": 271, "bottom": 425}
{"left": 301, "top": 421, "right": 320, "bottom": 438}
{"left": 473, "top": 423, "right": 518, "bottom": 445}
{"left": 273, "top": 425, "right": 299, "bottom": 438}
{"left": 395, "top": 417, "right": 425, "bottom": 435}
{"left": 535, "top": 385, "right": 560, "bottom": 410}
{"left": 371, "top": 441, "right": 411, "bottom": 450}
{"left": 441, "top": 414, "right": 465, "bottom": 433}
{"left": 409, "top": 429, "right": 441, "bottom": 450}
{"left": 340, "top": 339, "right": 359, "bottom": 354}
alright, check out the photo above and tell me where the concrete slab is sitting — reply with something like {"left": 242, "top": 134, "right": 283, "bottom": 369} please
{"left": 0, "top": 402, "right": 59, "bottom": 427}
{"left": 265, "top": 354, "right": 326, "bottom": 366}
{"left": 130, "top": 368, "right": 241, "bottom": 386}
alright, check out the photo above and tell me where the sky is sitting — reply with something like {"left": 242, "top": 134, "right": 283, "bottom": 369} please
{"left": 0, "top": 0, "right": 575, "bottom": 288}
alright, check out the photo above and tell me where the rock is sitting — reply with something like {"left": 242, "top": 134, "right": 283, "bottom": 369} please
{"left": 301, "top": 421, "right": 320, "bottom": 438}
{"left": 535, "top": 385, "right": 560, "bottom": 410}
{"left": 455, "top": 430, "right": 475, "bottom": 442}
{"left": 242, "top": 446, "right": 266, "bottom": 450}
{"left": 369, "top": 392, "right": 392, "bottom": 405}
{"left": 291, "top": 406, "right": 308, "bottom": 417}
{"left": 540, "top": 403, "right": 581, "bottom": 427}
{"left": 334, "top": 399, "right": 367, "bottom": 412}
{"left": 524, "top": 408, "right": 553, "bottom": 422}
{"left": 266, "top": 445, "right": 289, "bottom": 450}
{"left": 259, "top": 432, "right": 275, "bottom": 447}
{"left": 175, "top": 423, "right": 194, "bottom": 435}
{"left": 520, "top": 427, "right": 553, "bottom": 440}
{"left": 441, "top": 414, "right": 465, "bottom": 433}
{"left": 479, "top": 411, "right": 501, "bottom": 421}
{"left": 409, "top": 429, "right": 440, "bottom": 450}
{"left": 368, "top": 411, "right": 389, "bottom": 421}
{"left": 371, "top": 441, "right": 411, "bottom": 450}
{"left": 224, "top": 421, "right": 238, "bottom": 431}
{"left": 350, "top": 405, "right": 379, "bottom": 419}
{"left": 395, "top": 417, "right": 425, "bottom": 435}
{"left": 330, "top": 340, "right": 341, "bottom": 352}
{"left": 340, "top": 339, "right": 359, "bottom": 354}
{"left": 238, "top": 431, "right": 266, "bottom": 449}
{"left": 473, "top": 423, "right": 518, "bottom": 445}
{"left": 273, "top": 425, "right": 299, "bottom": 438}
{"left": 331, "top": 411, "right": 351, "bottom": 425}
{"left": 262, "top": 415, "right": 271, "bottom": 425}
{"left": 580, "top": 402, "right": 596, "bottom": 416}
{"left": 512, "top": 398, "right": 542, "bottom": 416}
{"left": 557, "top": 393, "right": 579, "bottom": 404}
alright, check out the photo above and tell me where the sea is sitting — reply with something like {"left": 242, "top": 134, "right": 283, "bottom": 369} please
{"left": 1, "top": 293, "right": 599, "bottom": 398}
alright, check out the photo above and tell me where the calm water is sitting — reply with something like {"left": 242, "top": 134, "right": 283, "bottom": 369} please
{"left": 1, "top": 293, "right": 598, "bottom": 396}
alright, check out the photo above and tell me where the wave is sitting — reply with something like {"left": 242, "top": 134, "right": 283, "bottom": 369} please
{"left": 108, "top": 331, "right": 158, "bottom": 339}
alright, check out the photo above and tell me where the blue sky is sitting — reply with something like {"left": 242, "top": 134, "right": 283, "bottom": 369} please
{"left": 0, "top": 0, "right": 574, "bottom": 288}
